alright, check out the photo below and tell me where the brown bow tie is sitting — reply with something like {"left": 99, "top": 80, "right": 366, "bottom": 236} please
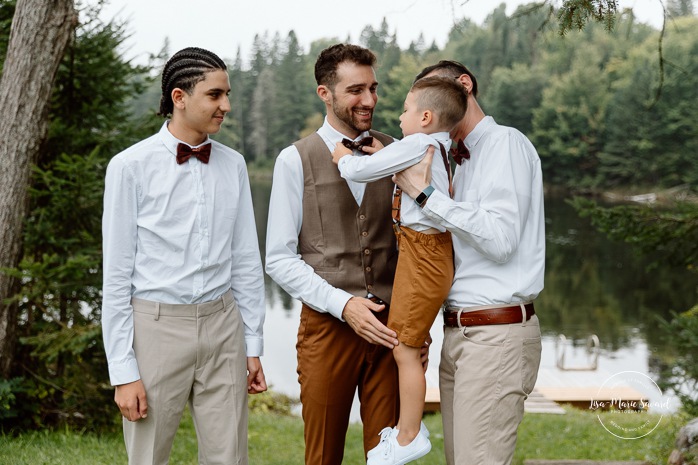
{"left": 450, "top": 139, "right": 470, "bottom": 165}
{"left": 341, "top": 136, "right": 374, "bottom": 153}
{"left": 176, "top": 143, "right": 211, "bottom": 164}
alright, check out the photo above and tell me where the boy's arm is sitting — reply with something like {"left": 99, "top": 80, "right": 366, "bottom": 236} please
{"left": 331, "top": 137, "right": 386, "bottom": 165}
{"left": 331, "top": 143, "right": 352, "bottom": 164}
{"left": 337, "top": 134, "right": 431, "bottom": 183}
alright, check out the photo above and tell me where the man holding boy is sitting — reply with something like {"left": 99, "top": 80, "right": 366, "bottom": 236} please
{"left": 102, "top": 47, "right": 266, "bottom": 465}
{"left": 395, "top": 60, "right": 545, "bottom": 465}
{"left": 265, "top": 43, "right": 401, "bottom": 464}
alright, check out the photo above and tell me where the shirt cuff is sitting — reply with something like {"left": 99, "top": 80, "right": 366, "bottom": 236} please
{"left": 108, "top": 358, "right": 141, "bottom": 386}
{"left": 245, "top": 336, "right": 264, "bottom": 357}
{"left": 327, "top": 288, "right": 353, "bottom": 321}
{"left": 421, "top": 189, "right": 449, "bottom": 217}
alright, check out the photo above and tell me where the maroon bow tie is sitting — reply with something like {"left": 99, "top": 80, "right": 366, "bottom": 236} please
{"left": 176, "top": 143, "right": 211, "bottom": 164}
{"left": 450, "top": 139, "right": 470, "bottom": 165}
{"left": 341, "top": 136, "right": 374, "bottom": 153}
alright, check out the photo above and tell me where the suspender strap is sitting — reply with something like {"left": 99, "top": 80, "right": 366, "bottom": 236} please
{"left": 437, "top": 142, "right": 454, "bottom": 199}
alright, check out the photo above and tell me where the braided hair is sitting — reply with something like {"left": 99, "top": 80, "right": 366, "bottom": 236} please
{"left": 158, "top": 47, "right": 227, "bottom": 117}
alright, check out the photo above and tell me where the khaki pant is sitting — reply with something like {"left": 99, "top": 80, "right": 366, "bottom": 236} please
{"left": 124, "top": 291, "right": 248, "bottom": 465}
{"left": 439, "top": 315, "right": 541, "bottom": 465}
{"left": 297, "top": 304, "right": 400, "bottom": 465}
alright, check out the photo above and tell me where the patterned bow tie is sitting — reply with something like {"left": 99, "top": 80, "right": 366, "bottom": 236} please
{"left": 450, "top": 139, "right": 470, "bottom": 165}
{"left": 176, "top": 143, "right": 211, "bottom": 164}
{"left": 341, "top": 136, "right": 374, "bottom": 153}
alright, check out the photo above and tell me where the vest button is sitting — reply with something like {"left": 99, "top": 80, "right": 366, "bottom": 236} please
{"left": 364, "top": 249, "right": 371, "bottom": 255}
{"left": 359, "top": 214, "right": 366, "bottom": 220}
{"left": 365, "top": 266, "right": 371, "bottom": 272}
{"left": 361, "top": 231, "right": 368, "bottom": 237}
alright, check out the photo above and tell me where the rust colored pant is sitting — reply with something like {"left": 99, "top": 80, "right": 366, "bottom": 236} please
{"left": 389, "top": 226, "right": 454, "bottom": 347}
{"left": 297, "top": 304, "right": 400, "bottom": 464}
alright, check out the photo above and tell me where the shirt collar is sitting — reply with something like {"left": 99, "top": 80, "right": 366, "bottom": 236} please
{"left": 158, "top": 121, "right": 212, "bottom": 158}
{"left": 430, "top": 131, "right": 452, "bottom": 147}
{"left": 464, "top": 116, "right": 495, "bottom": 151}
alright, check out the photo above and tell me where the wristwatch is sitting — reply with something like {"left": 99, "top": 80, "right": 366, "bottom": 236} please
{"left": 414, "top": 185, "right": 435, "bottom": 207}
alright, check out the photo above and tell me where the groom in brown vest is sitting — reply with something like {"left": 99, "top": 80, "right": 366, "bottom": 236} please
{"left": 265, "top": 43, "right": 402, "bottom": 464}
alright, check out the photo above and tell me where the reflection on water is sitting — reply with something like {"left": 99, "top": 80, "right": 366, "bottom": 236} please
{"left": 251, "top": 180, "right": 697, "bottom": 414}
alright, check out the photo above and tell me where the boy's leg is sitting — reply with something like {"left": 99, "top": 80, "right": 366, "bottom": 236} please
{"left": 189, "top": 292, "right": 248, "bottom": 465}
{"left": 124, "top": 301, "right": 197, "bottom": 465}
{"left": 392, "top": 343, "right": 425, "bottom": 445}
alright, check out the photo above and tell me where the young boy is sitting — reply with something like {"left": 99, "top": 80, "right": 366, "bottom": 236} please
{"left": 331, "top": 76, "right": 468, "bottom": 465}
{"left": 102, "top": 47, "right": 266, "bottom": 465}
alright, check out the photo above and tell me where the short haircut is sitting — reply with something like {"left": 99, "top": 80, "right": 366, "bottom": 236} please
{"left": 158, "top": 47, "right": 227, "bottom": 116}
{"left": 314, "top": 43, "right": 376, "bottom": 89}
{"left": 415, "top": 60, "right": 478, "bottom": 98}
{"left": 410, "top": 76, "right": 468, "bottom": 132}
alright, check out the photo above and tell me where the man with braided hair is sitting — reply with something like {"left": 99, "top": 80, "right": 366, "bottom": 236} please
{"left": 102, "top": 47, "right": 266, "bottom": 465}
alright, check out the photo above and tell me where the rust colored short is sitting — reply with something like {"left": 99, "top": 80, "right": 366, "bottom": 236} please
{"left": 388, "top": 226, "right": 454, "bottom": 347}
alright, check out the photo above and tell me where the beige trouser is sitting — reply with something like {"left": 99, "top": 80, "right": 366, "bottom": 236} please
{"left": 439, "top": 314, "right": 541, "bottom": 465}
{"left": 124, "top": 290, "right": 248, "bottom": 465}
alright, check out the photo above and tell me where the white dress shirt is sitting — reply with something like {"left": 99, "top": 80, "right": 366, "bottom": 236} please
{"left": 102, "top": 122, "right": 265, "bottom": 386}
{"left": 265, "top": 118, "right": 389, "bottom": 320}
{"left": 422, "top": 116, "right": 546, "bottom": 307}
{"left": 338, "top": 131, "right": 451, "bottom": 232}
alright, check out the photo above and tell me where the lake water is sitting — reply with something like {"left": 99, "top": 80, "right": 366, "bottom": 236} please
{"left": 250, "top": 180, "right": 696, "bottom": 419}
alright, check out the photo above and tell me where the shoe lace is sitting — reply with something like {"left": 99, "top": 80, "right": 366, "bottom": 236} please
{"left": 377, "top": 427, "right": 392, "bottom": 444}
{"left": 378, "top": 427, "right": 394, "bottom": 459}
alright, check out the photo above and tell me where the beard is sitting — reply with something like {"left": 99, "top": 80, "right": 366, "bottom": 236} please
{"left": 331, "top": 94, "right": 373, "bottom": 133}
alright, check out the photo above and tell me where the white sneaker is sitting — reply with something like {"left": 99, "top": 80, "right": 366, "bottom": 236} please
{"left": 367, "top": 427, "right": 395, "bottom": 458}
{"left": 366, "top": 427, "right": 431, "bottom": 465}
{"left": 419, "top": 421, "right": 430, "bottom": 439}
{"left": 367, "top": 423, "right": 430, "bottom": 459}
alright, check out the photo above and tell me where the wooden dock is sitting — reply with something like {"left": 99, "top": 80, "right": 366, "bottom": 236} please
{"left": 424, "top": 387, "right": 567, "bottom": 415}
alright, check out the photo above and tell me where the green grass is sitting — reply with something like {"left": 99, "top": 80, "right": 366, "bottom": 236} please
{"left": 0, "top": 408, "right": 684, "bottom": 464}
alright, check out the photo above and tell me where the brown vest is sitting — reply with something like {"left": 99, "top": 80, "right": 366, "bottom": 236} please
{"left": 295, "top": 130, "right": 397, "bottom": 303}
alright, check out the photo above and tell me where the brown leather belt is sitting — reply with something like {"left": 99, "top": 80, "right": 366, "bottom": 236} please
{"left": 443, "top": 303, "right": 535, "bottom": 328}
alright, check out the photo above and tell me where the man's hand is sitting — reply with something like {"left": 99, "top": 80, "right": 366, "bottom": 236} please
{"left": 115, "top": 379, "right": 148, "bottom": 422}
{"left": 332, "top": 142, "right": 352, "bottom": 165}
{"left": 342, "top": 297, "right": 398, "bottom": 348}
{"left": 420, "top": 334, "right": 432, "bottom": 373}
{"left": 247, "top": 357, "right": 268, "bottom": 394}
{"left": 361, "top": 138, "right": 385, "bottom": 155}
{"left": 393, "top": 145, "right": 435, "bottom": 199}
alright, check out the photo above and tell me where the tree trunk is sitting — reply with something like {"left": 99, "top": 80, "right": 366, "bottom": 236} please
{"left": 0, "top": 0, "right": 76, "bottom": 378}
